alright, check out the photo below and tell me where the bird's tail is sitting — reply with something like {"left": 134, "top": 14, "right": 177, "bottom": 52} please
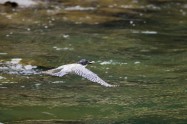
{"left": 41, "top": 68, "right": 63, "bottom": 76}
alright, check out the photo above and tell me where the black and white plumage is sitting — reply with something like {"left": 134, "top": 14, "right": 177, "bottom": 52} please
{"left": 43, "top": 59, "right": 117, "bottom": 87}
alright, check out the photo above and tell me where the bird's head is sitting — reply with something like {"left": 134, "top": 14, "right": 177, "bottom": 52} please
{"left": 77, "top": 59, "right": 95, "bottom": 66}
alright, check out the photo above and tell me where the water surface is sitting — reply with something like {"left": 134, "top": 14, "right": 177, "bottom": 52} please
{"left": 0, "top": 0, "right": 187, "bottom": 123}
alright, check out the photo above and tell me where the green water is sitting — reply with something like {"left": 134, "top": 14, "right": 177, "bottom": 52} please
{"left": 0, "top": 0, "right": 187, "bottom": 123}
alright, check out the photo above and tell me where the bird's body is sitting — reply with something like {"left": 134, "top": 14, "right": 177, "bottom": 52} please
{"left": 43, "top": 59, "right": 116, "bottom": 87}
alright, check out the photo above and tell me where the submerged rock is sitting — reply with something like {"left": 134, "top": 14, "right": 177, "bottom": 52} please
{"left": 0, "top": 0, "right": 37, "bottom": 7}
{"left": 4, "top": 1, "right": 18, "bottom": 8}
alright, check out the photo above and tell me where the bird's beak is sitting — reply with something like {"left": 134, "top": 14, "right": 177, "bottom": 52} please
{"left": 88, "top": 61, "right": 95, "bottom": 64}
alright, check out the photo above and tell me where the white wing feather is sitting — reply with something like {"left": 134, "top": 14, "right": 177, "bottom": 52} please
{"left": 72, "top": 66, "right": 115, "bottom": 87}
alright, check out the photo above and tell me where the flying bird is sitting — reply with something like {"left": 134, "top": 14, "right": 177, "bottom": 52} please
{"left": 42, "top": 59, "right": 117, "bottom": 87}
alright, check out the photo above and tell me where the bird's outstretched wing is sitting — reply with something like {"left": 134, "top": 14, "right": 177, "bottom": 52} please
{"left": 72, "top": 66, "right": 116, "bottom": 87}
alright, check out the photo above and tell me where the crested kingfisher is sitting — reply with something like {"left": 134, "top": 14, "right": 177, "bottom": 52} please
{"left": 42, "top": 59, "right": 117, "bottom": 87}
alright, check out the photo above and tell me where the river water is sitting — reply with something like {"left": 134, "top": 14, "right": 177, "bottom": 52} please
{"left": 0, "top": 0, "right": 187, "bottom": 123}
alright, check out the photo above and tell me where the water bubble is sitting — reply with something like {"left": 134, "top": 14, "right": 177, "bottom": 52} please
{"left": 52, "top": 81, "right": 64, "bottom": 84}
{"left": 130, "top": 20, "right": 134, "bottom": 24}
{"left": 139, "top": 13, "right": 143, "bottom": 16}
{"left": 63, "top": 34, "right": 69, "bottom": 38}
{"left": 53, "top": 46, "right": 73, "bottom": 51}
{"left": 42, "top": 111, "right": 56, "bottom": 117}
{"left": 134, "top": 61, "right": 140, "bottom": 64}
{"left": 27, "top": 28, "right": 31, "bottom": 31}
{"left": 44, "top": 25, "right": 48, "bottom": 29}
{"left": 21, "top": 86, "right": 25, "bottom": 88}
{"left": 0, "top": 53, "right": 8, "bottom": 55}
{"left": 141, "top": 31, "right": 157, "bottom": 34}
{"left": 35, "top": 83, "right": 41, "bottom": 89}
{"left": 100, "top": 60, "right": 128, "bottom": 65}
{"left": 65, "top": 6, "right": 95, "bottom": 11}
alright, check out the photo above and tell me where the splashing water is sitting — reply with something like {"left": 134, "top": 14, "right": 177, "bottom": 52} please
{"left": 0, "top": 58, "right": 40, "bottom": 75}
